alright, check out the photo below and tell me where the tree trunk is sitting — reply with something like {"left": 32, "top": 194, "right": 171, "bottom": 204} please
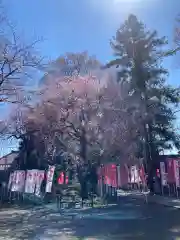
{"left": 63, "top": 170, "right": 66, "bottom": 185}
{"left": 80, "top": 126, "right": 87, "bottom": 163}
{"left": 144, "top": 123, "right": 155, "bottom": 193}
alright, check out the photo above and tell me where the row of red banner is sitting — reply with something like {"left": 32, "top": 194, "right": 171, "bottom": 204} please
{"left": 98, "top": 158, "right": 180, "bottom": 188}
{"left": 8, "top": 165, "right": 56, "bottom": 194}
{"left": 97, "top": 164, "right": 146, "bottom": 188}
{"left": 160, "top": 158, "right": 180, "bottom": 187}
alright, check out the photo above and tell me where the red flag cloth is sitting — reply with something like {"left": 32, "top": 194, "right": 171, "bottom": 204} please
{"left": 167, "top": 159, "right": 180, "bottom": 187}
{"left": 139, "top": 165, "right": 146, "bottom": 184}
{"left": 58, "top": 172, "right": 68, "bottom": 184}
{"left": 167, "top": 159, "right": 176, "bottom": 183}
{"left": 110, "top": 164, "right": 117, "bottom": 187}
{"left": 120, "top": 164, "right": 129, "bottom": 186}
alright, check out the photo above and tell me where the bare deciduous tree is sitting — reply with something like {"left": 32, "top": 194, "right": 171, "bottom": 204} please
{"left": 0, "top": 5, "right": 44, "bottom": 104}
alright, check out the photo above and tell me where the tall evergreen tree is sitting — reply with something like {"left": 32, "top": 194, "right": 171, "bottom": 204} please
{"left": 106, "top": 14, "right": 180, "bottom": 172}
{"left": 16, "top": 134, "right": 44, "bottom": 170}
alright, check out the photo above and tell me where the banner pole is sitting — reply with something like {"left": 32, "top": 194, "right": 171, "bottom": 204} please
{"left": 169, "top": 184, "right": 171, "bottom": 196}
{"left": 176, "top": 187, "right": 179, "bottom": 198}
{"left": 161, "top": 184, "right": 164, "bottom": 196}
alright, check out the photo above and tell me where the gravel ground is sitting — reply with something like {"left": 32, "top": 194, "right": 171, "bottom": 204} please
{"left": 0, "top": 198, "right": 180, "bottom": 239}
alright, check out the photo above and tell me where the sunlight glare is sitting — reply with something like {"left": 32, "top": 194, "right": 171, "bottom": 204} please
{"left": 112, "top": 0, "right": 150, "bottom": 13}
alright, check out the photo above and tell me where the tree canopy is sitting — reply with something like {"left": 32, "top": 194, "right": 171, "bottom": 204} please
{"left": 106, "top": 14, "right": 180, "bottom": 163}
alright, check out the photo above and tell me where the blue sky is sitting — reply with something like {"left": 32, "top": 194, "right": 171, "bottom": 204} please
{"left": 1, "top": 0, "right": 180, "bottom": 156}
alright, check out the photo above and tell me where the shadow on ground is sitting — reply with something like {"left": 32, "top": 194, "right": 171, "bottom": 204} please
{"left": 0, "top": 198, "right": 180, "bottom": 239}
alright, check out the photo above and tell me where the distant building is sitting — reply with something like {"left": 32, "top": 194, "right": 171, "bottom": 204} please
{"left": 0, "top": 151, "right": 18, "bottom": 182}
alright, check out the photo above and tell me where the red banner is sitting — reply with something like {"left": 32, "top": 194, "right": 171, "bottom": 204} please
{"left": 167, "top": 159, "right": 177, "bottom": 184}
{"left": 139, "top": 165, "right": 146, "bottom": 184}
{"left": 120, "top": 164, "right": 129, "bottom": 187}
{"left": 110, "top": 164, "right": 117, "bottom": 187}
{"left": 58, "top": 172, "right": 68, "bottom": 185}
{"left": 97, "top": 164, "right": 117, "bottom": 187}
